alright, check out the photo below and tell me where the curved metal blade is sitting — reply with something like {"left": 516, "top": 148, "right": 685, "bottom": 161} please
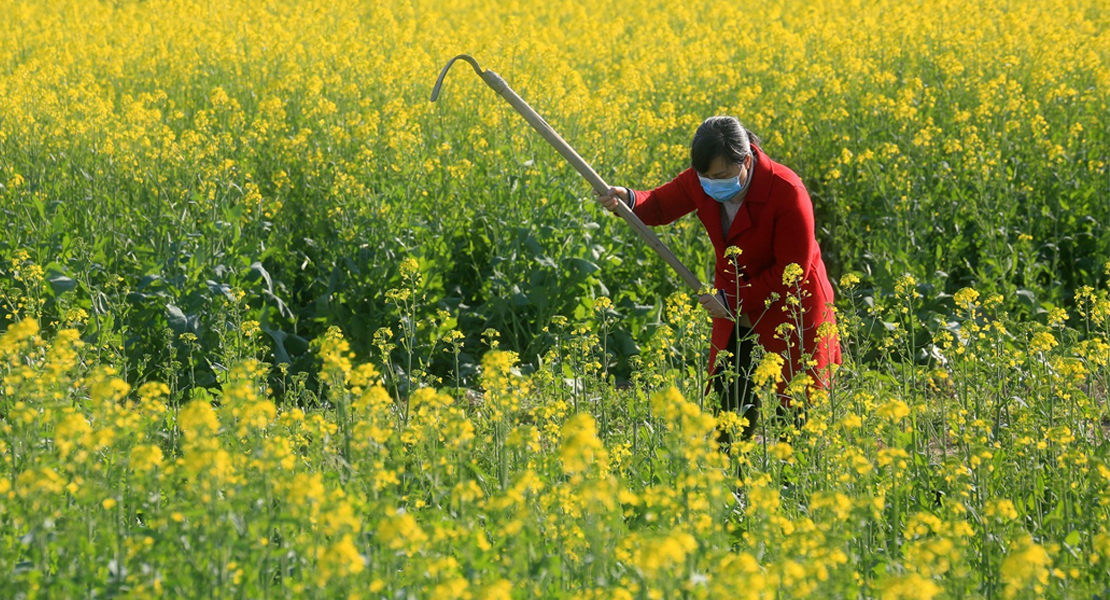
{"left": 429, "top": 54, "right": 485, "bottom": 102}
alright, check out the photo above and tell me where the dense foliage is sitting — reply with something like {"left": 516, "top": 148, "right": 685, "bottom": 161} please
{"left": 1, "top": 0, "right": 1109, "bottom": 597}
{"left": 1, "top": 0, "right": 1107, "bottom": 385}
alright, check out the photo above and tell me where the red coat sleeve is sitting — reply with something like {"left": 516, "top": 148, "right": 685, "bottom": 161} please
{"left": 628, "top": 169, "right": 697, "bottom": 226}
{"left": 737, "top": 182, "right": 817, "bottom": 315}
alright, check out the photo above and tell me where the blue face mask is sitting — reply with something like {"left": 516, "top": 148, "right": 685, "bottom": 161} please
{"left": 698, "top": 158, "right": 753, "bottom": 203}
{"left": 698, "top": 174, "right": 743, "bottom": 202}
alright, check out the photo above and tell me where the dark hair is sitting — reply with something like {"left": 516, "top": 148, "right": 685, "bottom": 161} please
{"left": 690, "top": 116, "right": 762, "bottom": 174}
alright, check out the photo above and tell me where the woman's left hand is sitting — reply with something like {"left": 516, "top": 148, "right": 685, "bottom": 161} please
{"left": 698, "top": 293, "right": 733, "bottom": 320}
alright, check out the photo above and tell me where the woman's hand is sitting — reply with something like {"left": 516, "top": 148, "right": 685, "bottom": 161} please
{"left": 592, "top": 186, "right": 629, "bottom": 212}
{"left": 699, "top": 293, "right": 753, "bottom": 326}
{"left": 699, "top": 293, "right": 733, "bottom": 320}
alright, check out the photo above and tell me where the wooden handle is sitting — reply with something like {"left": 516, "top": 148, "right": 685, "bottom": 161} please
{"left": 480, "top": 70, "right": 719, "bottom": 305}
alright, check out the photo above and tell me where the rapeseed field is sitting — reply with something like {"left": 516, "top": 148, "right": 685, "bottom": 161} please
{"left": 1, "top": 0, "right": 1108, "bottom": 597}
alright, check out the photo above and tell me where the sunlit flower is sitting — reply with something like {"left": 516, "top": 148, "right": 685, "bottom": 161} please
{"left": 314, "top": 534, "right": 365, "bottom": 584}
{"left": 877, "top": 398, "right": 911, "bottom": 421}
{"left": 783, "top": 263, "right": 804, "bottom": 287}
{"left": 753, "top": 353, "right": 784, "bottom": 388}
{"left": 559, "top": 413, "right": 608, "bottom": 475}
{"left": 1029, "top": 331, "right": 1057, "bottom": 354}
{"left": 377, "top": 509, "right": 427, "bottom": 555}
{"left": 1001, "top": 535, "right": 1052, "bottom": 598}
{"left": 130, "top": 444, "right": 165, "bottom": 473}
{"left": 954, "top": 287, "right": 980, "bottom": 308}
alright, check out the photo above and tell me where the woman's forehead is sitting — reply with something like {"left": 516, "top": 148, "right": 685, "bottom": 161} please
{"left": 707, "top": 155, "right": 739, "bottom": 174}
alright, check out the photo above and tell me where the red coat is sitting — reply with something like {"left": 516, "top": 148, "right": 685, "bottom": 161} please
{"left": 628, "top": 144, "right": 842, "bottom": 405}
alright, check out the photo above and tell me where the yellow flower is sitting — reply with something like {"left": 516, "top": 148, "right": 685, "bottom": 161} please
{"left": 178, "top": 400, "right": 220, "bottom": 441}
{"left": 745, "top": 474, "right": 781, "bottom": 514}
{"left": 877, "top": 399, "right": 911, "bottom": 421}
{"left": 138, "top": 381, "right": 170, "bottom": 403}
{"left": 879, "top": 573, "right": 942, "bottom": 600}
{"left": 432, "top": 577, "right": 470, "bottom": 600}
{"left": 480, "top": 349, "right": 529, "bottom": 422}
{"left": 985, "top": 499, "right": 1019, "bottom": 521}
{"left": 130, "top": 444, "right": 165, "bottom": 473}
{"left": 348, "top": 362, "right": 381, "bottom": 390}
{"left": 477, "top": 579, "right": 512, "bottom": 600}
{"left": 89, "top": 367, "right": 131, "bottom": 403}
{"left": 771, "top": 442, "right": 795, "bottom": 463}
{"left": 1001, "top": 535, "right": 1052, "bottom": 598}
{"left": 839, "top": 413, "right": 863, "bottom": 429}
{"left": 954, "top": 287, "right": 980, "bottom": 307}
{"left": 450, "top": 480, "right": 485, "bottom": 504}
{"left": 315, "top": 534, "right": 365, "bottom": 584}
{"left": 894, "top": 274, "right": 918, "bottom": 297}
{"left": 221, "top": 360, "right": 277, "bottom": 436}
{"left": 811, "top": 491, "right": 853, "bottom": 521}
{"left": 753, "top": 353, "right": 784, "bottom": 388}
{"left": 0, "top": 317, "right": 39, "bottom": 359}
{"left": 621, "top": 530, "right": 698, "bottom": 578}
{"left": 63, "top": 307, "right": 89, "bottom": 325}
{"left": 559, "top": 413, "right": 609, "bottom": 475}
{"left": 1047, "top": 307, "right": 1069, "bottom": 327}
{"left": 240, "top": 320, "right": 261, "bottom": 338}
{"left": 783, "top": 263, "right": 804, "bottom": 287}
{"left": 816, "top": 320, "right": 840, "bottom": 342}
{"left": 377, "top": 509, "right": 427, "bottom": 555}
{"left": 1029, "top": 331, "right": 1057, "bottom": 354}
{"left": 16, "top": 467, "right": 66, "bottom": 497}
{"left": 318, "top": 325, "right": 355, "bottom": 384}
{"left": 137, "top": 381, "right": 170, "bottom": 416}
{"left": 400, "top": 257, "right": 419, "bottom": 277}
{"left": 55, "top": 413, "right": 91, "bottom": 459}
{"left": 878, "top": 448, "right": 910, "bottom": 469}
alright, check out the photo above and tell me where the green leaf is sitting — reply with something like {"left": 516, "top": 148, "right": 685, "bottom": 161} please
{"left": 166, "top": 304, "right": 188, "bottom": 333}
{"left": 46, "top": 272, "right": 77, "bottom": 296}
{"left": 1065, "top": 530, "right": 1081, "bottom": 547}
{"left": 248, "top": 261, "right": 274, "bottom": 293}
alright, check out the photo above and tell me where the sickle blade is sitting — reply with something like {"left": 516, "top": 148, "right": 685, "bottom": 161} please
{"left": 429, "top": 54, "right": 484, "bottom": 102}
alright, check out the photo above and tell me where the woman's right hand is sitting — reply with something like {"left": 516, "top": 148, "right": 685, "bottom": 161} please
{"left": 592, "top": 186, "right": 629, "bottom": 212}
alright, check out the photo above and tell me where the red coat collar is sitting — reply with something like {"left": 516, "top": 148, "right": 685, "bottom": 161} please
{"left": 744, "top": 144, "right": 774, "bottom": 204}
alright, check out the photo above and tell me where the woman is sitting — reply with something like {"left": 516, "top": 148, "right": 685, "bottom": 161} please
{"left": 595, "top": 116, "right": 841, "bottom": 442}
